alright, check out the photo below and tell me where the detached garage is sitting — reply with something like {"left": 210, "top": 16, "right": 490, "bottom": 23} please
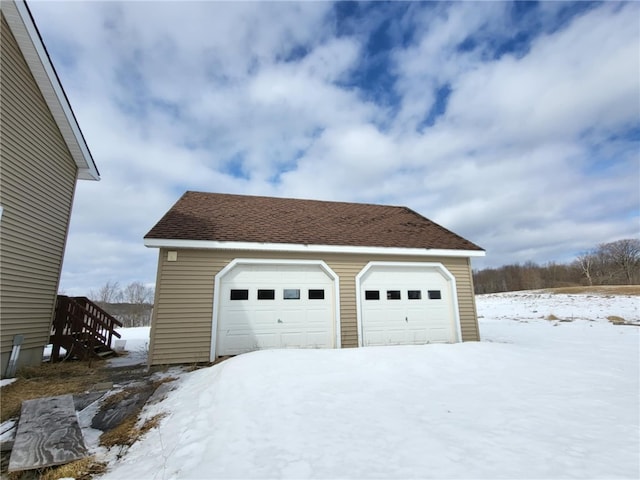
{"left": 144, "top": 191, "right": 485, "bottom": 366}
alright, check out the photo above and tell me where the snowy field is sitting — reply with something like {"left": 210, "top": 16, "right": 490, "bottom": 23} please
{"left": 95, "top": 291, "right": 639, "bottom": 480}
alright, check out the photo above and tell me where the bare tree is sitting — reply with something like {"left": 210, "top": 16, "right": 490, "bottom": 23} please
{"left": 121, "top": 281, "right": 154, "bottom": 305}
{"left": 575, "top": 252, "right": 596, "bottom": 286}
{"left": 599, "top": 239, "right": 640, "bottom": 284}
{"left": 120, "top": 281, "right": 154, "bottom": 327}
{"left": 473, "top": 238, "right": 640, "bottom": 293}
{"left": 89, "top": 280, "right": 122, "bottom": 303}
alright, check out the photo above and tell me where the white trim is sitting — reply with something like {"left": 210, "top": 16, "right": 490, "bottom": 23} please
{"left": 2, "top": 0, "right": 100, "bottom": 181}
{"left": 144, "top": 238, "right": 485, "bottom": 258}
{"left": 210, "top": 258, "right": 341, "bottom": 361}
{"left": 355, "top": 261, "right": 463, "bottom": 346}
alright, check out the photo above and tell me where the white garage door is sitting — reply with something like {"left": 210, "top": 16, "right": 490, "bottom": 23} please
{"left": 359, "top": 263, "right": 459, "bottom": 346}
{"left": 216, "top": 262, "right": 336, "bottom": 356}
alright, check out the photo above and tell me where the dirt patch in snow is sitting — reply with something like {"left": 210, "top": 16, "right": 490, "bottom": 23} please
{"left": 0, "top": 354, "right": 185, "bottom": 479}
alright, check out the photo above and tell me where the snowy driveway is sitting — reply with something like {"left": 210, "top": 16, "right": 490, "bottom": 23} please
{"left": 100, "top": 293, "right": 639, "bottom": 479}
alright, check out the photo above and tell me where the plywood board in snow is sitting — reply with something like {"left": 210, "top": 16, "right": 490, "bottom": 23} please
{"left": 8, "top": 394, "right": 87, "bottom": 472}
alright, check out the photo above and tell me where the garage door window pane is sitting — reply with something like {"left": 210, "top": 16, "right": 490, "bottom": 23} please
{"left": 257, "top": 289, "right": 275, "bottom": 300}
{"left": 365, "top": 290, "right": 380, "bottom": 300}
{"left": 387, "top": 290, "right": 401, "bottom": 300}
{"left": 283, "top": 289, "right": 300, "bottom": 300}
{"left": 309, "top": 289, "right": 325, "bottom": 300}
{"left": 428, "top": 290, "right": 442, "bottom": 300}
{"left": 230, "top": 289, "right": 249, "bottom": 300}
{"left": 408, "top": 290, "right": 422, "bottom": 300}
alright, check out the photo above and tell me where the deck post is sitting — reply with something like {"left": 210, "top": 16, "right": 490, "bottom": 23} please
{"left": 50, "top": 296, "right": 68, "bottom": 362}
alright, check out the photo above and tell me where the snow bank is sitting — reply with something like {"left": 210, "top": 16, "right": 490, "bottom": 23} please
{"left": 100, "top": 294, "right": 639, "bottom": 479}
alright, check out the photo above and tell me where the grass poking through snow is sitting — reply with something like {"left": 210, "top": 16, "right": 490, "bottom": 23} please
{"left": 100, "top": 412, "right": 168, "bottom": 450}
{"left": 607, "top": 315, "right": 627, "bottom": 325}
{"left": 7, "top": 457, "right": 107, "bottom": 480}
{"left": 1, "top": 361, "right": 109, "bottom": 422}
{"left": 543, "top": 285, "right": 640, "bottom": 295}
{"left": 99, "top": 378, "right": 174, "bottom": 450}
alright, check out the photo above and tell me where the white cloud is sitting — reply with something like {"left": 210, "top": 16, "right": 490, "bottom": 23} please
{"left": 26, "top": 1, "right": 639, "bottom": 294}
{"left": 446, "top": 3, "right": 639, "bottom": 144}
{"left": 385, "top": 2, "right": 640, "bottom": 268}
{"left": 276, "top": 124, "right": 400, "bottom": 201}
{"left": 390, "top": 2, "right": 507, "bottom": 132}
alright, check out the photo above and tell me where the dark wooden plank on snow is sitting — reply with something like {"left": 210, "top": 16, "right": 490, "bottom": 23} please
{"left": 8, "top": 394, "right": 88, "bottom": 472}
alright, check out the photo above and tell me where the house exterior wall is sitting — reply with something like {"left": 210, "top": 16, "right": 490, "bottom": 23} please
{"left": 148, "top": 248, "right": 480, "bottom": 366}
{"left": 0, "top": 14, "right": 78, "bottom": 377}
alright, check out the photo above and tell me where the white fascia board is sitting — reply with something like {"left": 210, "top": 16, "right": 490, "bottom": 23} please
{"left": 143, "top": 238, "right": 486, "bottom": 258}
{"left": 3, "top": 0, "right": 100, "bottom": 181}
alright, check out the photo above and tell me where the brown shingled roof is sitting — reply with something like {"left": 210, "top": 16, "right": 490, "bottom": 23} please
{"left": 144, "top": 191, "right": 484, "bottom": 252}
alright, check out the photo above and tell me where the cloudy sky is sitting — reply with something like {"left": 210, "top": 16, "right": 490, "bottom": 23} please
{"left": 28, "top": 1, "right": 639, "bottom": 295}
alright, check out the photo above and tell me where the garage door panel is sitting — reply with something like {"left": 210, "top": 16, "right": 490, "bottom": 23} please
{"left": 253, "top": 332, "right": 279, "bottom": 349}
{"left": 360, "top": 264, "right": 458, "bottom": 347}
{"left": 365, "top": 331, "right": 384, "bottom": 345}
{"left": 385, "top": 328, "right": 409, "bottom": 345}
{"left": 425, "top": 326, "right": 450, "bottom": 343}
{"left": 306, "top": 309, "right": 330, "bottom": 325}
{"left": 306, "top": 331, "right": 332, "bottom": 346}
{"left": 279, "top": 332, "right": 303, "bottom": 348}
{"left": 406, "top": 306, "right": 427, "bottom": 319}
{"left": 251, "top": 309, "right": 278, "bottom": 327}
{"left": 279, "top": 309, "right": 312, "bottom": 327}
{"left": 222, "top": 333, "right": 255, "bottom": 355}
{"left": 217, "top": 263, "right": 336, "bottom": 356}
{"left": 409, "top": 330, "right": 427, "bottom": 343}
{"left": 220, "top": 311, "right": 251, "bottom": 331}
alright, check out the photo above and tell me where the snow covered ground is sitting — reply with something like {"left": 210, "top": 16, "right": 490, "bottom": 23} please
{"left": 96, "top": 291, "right": 639, "bottom": 480}
{"left": 107, "top": 326, "right": 151, "bottom": 367}
{"left": 478, "top": 290, "right": 639, "bottom": 324}
{"left": 0, "top": 378, "right": 16, "bottom": 388}
{"left": 41, "top": 326, "right": 151, "bottom": 367}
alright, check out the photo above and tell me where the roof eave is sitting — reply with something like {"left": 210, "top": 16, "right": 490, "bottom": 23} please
{"left": 3, "top": 0, "right": 100, "bottom": 181}
{"left": 143, "top": 238, "right": 486, "bottom": 258}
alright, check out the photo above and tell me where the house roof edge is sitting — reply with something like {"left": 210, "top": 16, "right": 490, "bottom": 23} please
{"left": 143, "top": 238, "right": 486, "bottom": 258}
{"left": 3, "top": 0, "right": 100, "bottom": 181}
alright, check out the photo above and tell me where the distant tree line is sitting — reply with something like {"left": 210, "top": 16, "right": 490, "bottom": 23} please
{"left": 473, "top": 239, "right": 640, "bottom": 294}
{"left": 88, "top": 280, "right": 154, "bottom": 328}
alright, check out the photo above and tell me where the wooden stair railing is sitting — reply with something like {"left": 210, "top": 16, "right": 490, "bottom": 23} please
{"left": 50, "top": 296, "right": 123, "bottom": 362}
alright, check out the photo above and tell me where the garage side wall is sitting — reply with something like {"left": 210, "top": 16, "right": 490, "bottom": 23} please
{"left": 148, "top": 248, "right": 480, "bottom": 366}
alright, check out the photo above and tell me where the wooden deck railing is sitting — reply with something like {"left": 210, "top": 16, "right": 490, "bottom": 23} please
{"left": 50, "top": 296, "right": 123, "bottom": 362}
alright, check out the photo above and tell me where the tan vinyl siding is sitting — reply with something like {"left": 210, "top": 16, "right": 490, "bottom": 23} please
{"left": 0, "top": 14, "right": 78, "bottom": 375}
{"left": 148, "top": 248, "right": 480, "bottom": 366}
{"left": 459, "top": 257, "right": 481, "bottom": 341}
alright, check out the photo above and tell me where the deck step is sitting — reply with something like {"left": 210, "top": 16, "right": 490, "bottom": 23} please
{"left": 96, "top": 350, "right": 116, "bottom": 358}
{"left": 8, "top": 394, "right": 88, "bottom": 472}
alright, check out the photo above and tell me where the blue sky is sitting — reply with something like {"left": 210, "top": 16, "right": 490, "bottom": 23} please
{"left": 27, "top": 0, "right": 639, "bottom": 295}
